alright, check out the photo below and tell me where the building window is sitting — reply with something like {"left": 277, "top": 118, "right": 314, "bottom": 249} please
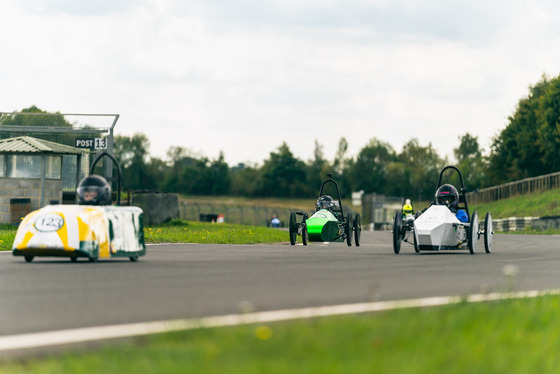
{"left": 46, "top": 155, "right": 62, "bottom": 179}
{"left": 6, "top": 154, "right": 62, "bottom": 179}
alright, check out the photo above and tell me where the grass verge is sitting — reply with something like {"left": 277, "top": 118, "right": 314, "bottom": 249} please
{"left": 143, "top": 219, "right": 288, "bottom": 244}
{"left": 2, "top": 295, "right": 560, "bottom": 373}
{"left": 0, "top": 220, "right": 289, "bottom": 251}
{"left": 470, "top": 188, "right": 560, "bottom": 219}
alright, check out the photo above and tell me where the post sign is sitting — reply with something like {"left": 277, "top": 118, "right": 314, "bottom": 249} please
{"left": 75, "top": 138, "right": 107, "bottom": 149}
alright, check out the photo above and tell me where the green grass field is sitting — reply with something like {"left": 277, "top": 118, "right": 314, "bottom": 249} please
{"left": 143, "top": 220, "right": 288, "bottom": 244}
{"left": 2, "top": 295, "right": 560, "bottom": 373}
{"left": 0, "top": 219, "right": 289, "bottom": 252}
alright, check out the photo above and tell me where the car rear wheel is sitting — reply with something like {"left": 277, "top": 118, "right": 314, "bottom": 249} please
{"left": 353, "top": 213, "right": 361, "bottom": 247}
{"left": 289, "top": 212, "right": 297, "bottom": 245}
{"left": 484, "top": 212, "right": 493, "bottom": 253}
{"left": 393, "top": 212, "right": 402, "bottom": 254}
{"left": 468, "top": 211, "right": 479, "bottom": 255}
{"left": 24, "top": 255, "right": 34, "bottom": 263}
{"left": 345, "top": 213, "right": 353, "bottom": 247}
{"left": 302, "top": 225, "right": 308, "bottom": 246}
{"left": 413, "top": 230, "right": 420, "bottom": 253}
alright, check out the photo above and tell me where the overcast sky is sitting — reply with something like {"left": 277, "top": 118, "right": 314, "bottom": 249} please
{"left": 1, "top": 0, "right": 559, "bottom": 166}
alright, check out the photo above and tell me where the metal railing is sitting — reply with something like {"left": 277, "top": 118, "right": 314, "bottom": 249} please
{"left": 466, "top": 171, "right": 560, "bottom": 204}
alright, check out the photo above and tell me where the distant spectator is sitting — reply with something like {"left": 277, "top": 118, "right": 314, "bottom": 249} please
{"left": 270, "top": 215, "right": 281, "bottom": 228}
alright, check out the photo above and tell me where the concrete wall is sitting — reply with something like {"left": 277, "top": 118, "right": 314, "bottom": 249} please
{"left": 0, "top": 178, "right": 63, "bottom": 224}
{"left": 131, "top": 192, "right": 180, "bottom": 226}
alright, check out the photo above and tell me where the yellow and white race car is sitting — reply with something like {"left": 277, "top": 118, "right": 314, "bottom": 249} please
{"left": 12, "top": 204, "right": 145, "bottom": 262}
{"left": 12, "top": 152, "right": 146, "bottom": 263}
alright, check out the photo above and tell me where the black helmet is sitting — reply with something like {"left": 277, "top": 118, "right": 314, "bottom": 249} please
{"left": 435, "top": 184, "right": 459, "bottom": 209}
{"left": 77, "top": 175, "right": 112, "bottom": 206}
{"left": 317, "top": 195, "right": 334, "bottom": 210}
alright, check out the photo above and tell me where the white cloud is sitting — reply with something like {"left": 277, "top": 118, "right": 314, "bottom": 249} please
{"left": 1, "top": 0, "right": 560, "bottom": 166}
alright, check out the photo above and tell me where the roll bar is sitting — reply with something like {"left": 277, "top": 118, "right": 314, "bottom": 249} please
{"left": 90, "top": 152, "right": 123, "bottom": 205}
{"left": 435, "top": 165, "right": 469, "bottom": 218}
{"left": 319, "top": 173, "right": 345, "bottom": 219}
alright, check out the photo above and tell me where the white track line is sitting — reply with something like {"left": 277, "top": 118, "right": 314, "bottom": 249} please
{"left": 1, "top": 289, "right": 559, "bottom": 353}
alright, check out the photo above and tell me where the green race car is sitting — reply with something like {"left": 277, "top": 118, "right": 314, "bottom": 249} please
{"left": 289, "top": 174, "right": 361, "bottom": 246}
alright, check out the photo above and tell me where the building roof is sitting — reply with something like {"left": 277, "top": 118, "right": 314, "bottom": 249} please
{"left": 0, "top": 136, "right": 87, "bottom": 155}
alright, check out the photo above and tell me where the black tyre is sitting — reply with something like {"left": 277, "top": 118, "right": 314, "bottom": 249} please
{"left": 70, "top": 257, "right": 78, "bottom": 262}
{"left": 468, "top": 211, "right": 479, "bottom": 255}
{"left": 289, "top": 212, "right": 297, "bottom": 246}
{"left": 24, "top": 255, "right": 34, "bottom": 263}
{"left": 129, "top": 256, "right": 139, "bottom": 262}
{"left": 393, "top": 211, "right": 402, "bottom": 254}
{"left": 353, "top": 213, "right": 362, "bottom": 247}
{"left": 413, "top": 230, "right": 420, "bottom": 253}
{"left": 302, "top": 225, "right": 308, "bottom": 246}
{"left": 484, "top": 212, "right": 493, "bottom": 253}
{"left": 345, "top": 212, "right": 353, "bottom": 247}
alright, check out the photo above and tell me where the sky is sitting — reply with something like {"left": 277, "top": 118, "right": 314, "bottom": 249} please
{"left": 1, "top": 0, "right": 560, "bottom": 166}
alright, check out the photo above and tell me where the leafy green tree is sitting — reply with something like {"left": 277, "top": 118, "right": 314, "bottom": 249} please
{"left": 0, "top": 105, "right": 70, "bottom": 127}
{"left": 168, "top": 152, "right": 231, "bottom": 196}
{"left": 332, "top": 137, "right": 349, "bottom": 175}
{"left": 488, "top": 74, "right": 560, "bottom": 184}
{"left": 113, "top": 133, "right": 158, "bottom": 191}
{"left": 0, "top": 105, "right": 80, "bottom": 145}
{"left": 305, "top": 140, "right": 331, "bottom": 196}
{"left": 255, "top": 143, "right": 307, "bottom": 197}
{"left": 177, "top": 157, "right": 212, "bottom": 195}
{"left": 207, "top": 152, "right": 231, "bottom": 195}
{"left": 454, "top": 133, "right": 487, "bottom": 190}
{"left": 385, "top": 160, "right": 409, "bottom": 198}
{"left": 230, "top": 163, "right": 260, "bottom": 196}
{"left": 161, "top": 146, "right": 199, "bottom": 193}
{"left": 535, "top": 75, "right": 560, "bottom": 171}
{"left": 347, "top": 138, "right": 397, "bottom": 195}
{"left": 397, "top": 139, "right": 444, "bottom": 202}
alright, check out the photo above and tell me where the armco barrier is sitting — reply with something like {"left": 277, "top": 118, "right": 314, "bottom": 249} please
{"left": 492, "top": 216, "right": 560, "bottom": 232}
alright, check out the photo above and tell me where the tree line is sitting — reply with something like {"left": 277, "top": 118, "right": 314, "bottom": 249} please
{"left": 6, "top": 72, "right": 560, "bottom": 201}
{"left": 114, "top": 73, "right": 560, "bottom": 201}
{"left": 112, "top": 133, "right": 480, "bottom": 202}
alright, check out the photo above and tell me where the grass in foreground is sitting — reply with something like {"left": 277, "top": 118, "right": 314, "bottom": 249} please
{"left": 0, "top": 224, "right": 16, "bottom": 252}
{"left": 2, "top": 295, "right": 560, "bottom": 373}
{"left": 0, "top": 220, "right": 289, "bottom": 251}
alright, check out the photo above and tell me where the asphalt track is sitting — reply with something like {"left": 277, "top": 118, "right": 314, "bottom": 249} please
{"left": 1, "top": 231, "right": 559, "bottom": 340}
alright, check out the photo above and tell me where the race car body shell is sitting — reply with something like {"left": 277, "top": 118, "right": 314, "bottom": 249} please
{"left": 413, "top": 205, "right": 467, "bottom": 250}
{"left": 12, "top": 204, "right": 145, "bottom": 260}
{"left": 306, "top": 209, "right": 343, "bottom": 242}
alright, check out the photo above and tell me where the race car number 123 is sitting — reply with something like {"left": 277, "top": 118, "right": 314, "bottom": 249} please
{"left": 34, "top": 214, "right": 65, "bottom": 232}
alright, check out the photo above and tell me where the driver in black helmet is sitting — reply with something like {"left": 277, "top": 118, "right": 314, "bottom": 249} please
{"left": 77, "top": 175, "right": 112, "bottom": 206}
{"left": 316, "top": 195, "right": 335, "bottom": 211}
{"left": 435, "top": 184, "right": 467, "bottom": 222}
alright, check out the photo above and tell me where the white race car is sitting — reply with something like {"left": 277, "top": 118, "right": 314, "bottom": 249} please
{"left": 393, "top": 165, "right": 493, "bottom": 255}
